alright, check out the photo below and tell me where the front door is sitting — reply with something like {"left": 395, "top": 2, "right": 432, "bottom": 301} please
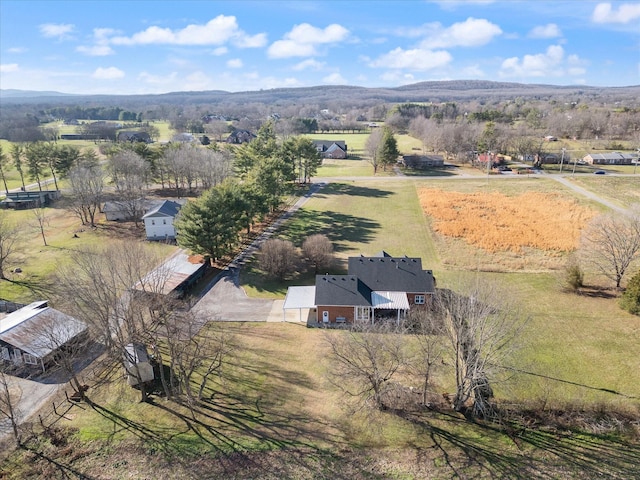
{"left": 322, "top": 311, "right": 329, "bottom": 323}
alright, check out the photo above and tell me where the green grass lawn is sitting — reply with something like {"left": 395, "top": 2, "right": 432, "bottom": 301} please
{"left": 1, "top": 155, "right": 639, "bottom": 477}
{"left": 0, "top": 205, "right": 177, "bottom": 302}
{"left": 568, "top": 175, "right": 640, "bottom": 209}
{"left": 3, "top": 320, "right": 638, "bottom": 479}
{"left": 241, "top": 177, "right": 640, "bottom": 408}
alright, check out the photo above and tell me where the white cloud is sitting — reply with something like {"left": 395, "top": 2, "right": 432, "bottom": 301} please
{"left": 528, "top": 23, "right": 562, "bottom": 39}
{"left": 420, "top": 17, "right": 502, "bottom": 49}
{"left": 138, "top": 71, "right": 178, "bottom": 85}
{"left": 76, "top": 45, "right": 114, "bottom": 56}
{"left": 39, "top": 23, "right": 74, "bottom": 39}
{"left": 268, "top": 41, "right": 317, "bottom": 58}
{"left": 592, "top": 2, "right": 640, "bottom": 24}
{"left": 211, "top": 47, "right": 228, "bottom": 56}
{"left": 370, "top": 47, "right": 452, "bottom": 70}
{"left": 110, "top": 15, "right": 266, "bottom": 47}
{"left": 92, "top": 67, "right": 125, "bottom": 80}
{"left": 268, "top": 23, "right": 349, "bottom": 58}
{"left": 323, "top": 73, "right": 346, "bottom": 84}
{"left": 499, "top": 45, "right": 586, "bottom": 79}
{"left": 7, "top": 47, "right": 27, "bottom": 54}
{"left": 380, "top": 71, "right": 416, "bottom": 84}
{"left": 287, "top": 23, "right": 348, "bottom": 43}
{"left": 0, "top": 63, "right": 19, "bottom": 72}
{"left": 227, "top": 58, "right": 243, "bottom": 68}
{"left": 233, "top": 33, "right": 268, "bottom": 48}
{"left": 292, "top": 59, "right": 326, "bottom": 71}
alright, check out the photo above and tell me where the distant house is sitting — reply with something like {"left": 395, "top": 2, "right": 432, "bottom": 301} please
{"left": 59, "top": 134, "right": 101, "bottom": 141}
{"left": 283, "top": 251, "right": 436, "bottom": 325}
{"left": 0, "top": 301, "right": 87, "bottom": 372}
{"left": 312, "top": 140, "right": 348, "bottom": 159}
{"left": 226, "top": 129, "right": 256, "bottom": 144}
{"left": 0, "top": 190, "right": 60, "bottom": 210}
{"left": 401, "top": 155, "right": 445, "bottom": 168}
{"left": 142, "top": 200, "right": 183, "bottom": 241}
{"left": 117, "top": 131, "right": 152, "bottom": 143}
{"left": 583, "top": 152, "right": 637, "bottom": 165}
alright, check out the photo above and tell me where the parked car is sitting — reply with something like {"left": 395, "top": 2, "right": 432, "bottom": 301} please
{"left": 594, "top": 170, "right": 606, "bottom": 175}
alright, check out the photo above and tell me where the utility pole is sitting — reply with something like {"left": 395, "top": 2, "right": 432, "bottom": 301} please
{"left": 559, "top": 148, "right": 566, "bottom": 174}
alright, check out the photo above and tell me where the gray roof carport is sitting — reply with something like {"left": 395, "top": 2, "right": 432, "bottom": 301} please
{"left": 283, "top": 286, "right": 316, "bottom": 322}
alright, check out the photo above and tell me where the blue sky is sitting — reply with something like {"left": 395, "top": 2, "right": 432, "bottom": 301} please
{"left": 1, "top": 1, "right": 638, "bottom": 95}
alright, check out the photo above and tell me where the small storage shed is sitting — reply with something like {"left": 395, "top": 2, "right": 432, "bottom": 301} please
{"left": 124, "top": 343, "right": 155, "bottom": 386}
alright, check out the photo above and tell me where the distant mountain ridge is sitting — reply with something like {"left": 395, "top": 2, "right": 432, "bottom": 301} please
{"left": 0, "top": 89, "right": 78, "bottom": 98}
{"left": 2, "top": 80, "right": 639, "bottom": 106}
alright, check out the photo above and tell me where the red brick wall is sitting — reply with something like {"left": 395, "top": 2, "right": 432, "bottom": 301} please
{"left": 317, "top": 306, "right": 354, "bottom": 324}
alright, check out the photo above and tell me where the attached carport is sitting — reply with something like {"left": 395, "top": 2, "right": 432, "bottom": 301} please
{"left": 282, "top": 286, "right": 316, "bottom": 323}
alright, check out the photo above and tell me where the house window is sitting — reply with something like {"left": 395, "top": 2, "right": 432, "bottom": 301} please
{"left": 151, "top": 220, "right": 155, "bottom": 225}
{"left": 415, "top": 295, "right": 426, "bottom": 305}
{"left": 355, "top": 306, "right": 370, "bottom": 321}
{"left": 1, "top": 347, "right": 9, "bottom": 360}
{"left": 162, "top": 219, "right": 167, "bottom": 225}
{"left": 23, "top": 353, "right": 38, "bottom": 365}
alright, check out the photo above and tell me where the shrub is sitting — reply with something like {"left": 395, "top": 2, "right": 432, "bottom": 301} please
{"left": 259, "top": 238, "right": 299, "bottom": 280}
{"left": 564, "top": 256, "right": 584, "bottom": 292}
{"left": 302, "top": 234, "right": 334, "bottom": 273}
{"left": 620, "top": 270, "right": 640, "bottom": 315}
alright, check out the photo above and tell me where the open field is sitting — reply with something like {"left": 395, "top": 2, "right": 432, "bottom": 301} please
{"left": 419, "top": 189, "right": 596, "bottom": 252}
{"left": 2, "top": 322, "right": 639, "bottom": 479}
{"left": 2, "top": 176, "right": 640, "bottom": 478}
{"left": 568, "top": 176, "right": 640, "bottom": 209}
{"left": 241, "top": 178, "right": 640, "bottom": 407}
{"left": 0, "top": 203, "right": 177, "bottom": 301}
{"left": 307, "top": 132, "right": 424, "bottom": 177}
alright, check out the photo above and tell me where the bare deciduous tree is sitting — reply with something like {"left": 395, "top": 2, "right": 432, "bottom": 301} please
{"left": 0, "top": 211, "right": 22, "bottom": 280}
{"left": 259, "top": 238, "right": 299, "bottom": 280}
{"left": 0, "top": 368, "right": 21, "bottom": 445}
{"left": 434, "top": 281, "right": 527, "bottom": 418}
{"left": 580, "top": 208, "right": 640, "bottom": 288}
{"left": 32, "top": 208, "right": 48, "bottom": 246}
{"left": 109, "top": 150, "right": 149, "bottom": 226}
{"left": 156, "top": 311, "right": 237, "bottom": 416}
{"left": 325, "top": 323, "right": 410, "bottom": 411}
{"left": 54, "top": 241, "right": 170, "bottom": 402}
{"left": 365, "top": 128, "right": 384, "bottom": 174}
{"left": 68, "top": 162, "right": 104, "bottom": 227}
{"left": 30, "top": 314, "right": 91, "bottom": 399}
{"left": 302, "top": 234, "right": 334, "bottom": 273}
{"left": 405, "top": 307, "right": 445, "bottom": 406}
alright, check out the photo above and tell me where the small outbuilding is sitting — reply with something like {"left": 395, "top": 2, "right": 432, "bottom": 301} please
{"left": 124, "top": 343, "right": 154, "bottom": 386}
{"left": 0, "top": 301, "right": 87, "bottom": 372}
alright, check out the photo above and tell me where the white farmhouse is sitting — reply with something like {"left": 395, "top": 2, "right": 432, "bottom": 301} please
{"left": 142, "top": 200, "right": 182, "bottom": 241}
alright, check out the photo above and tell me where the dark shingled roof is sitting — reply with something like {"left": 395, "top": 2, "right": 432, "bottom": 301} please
{"left": 314, "top": 275, "right": 372, "bottom": 307}
{"left": 348, "top": 255, "right": 435, "bottom": 293}
{"left": 142, "top": 200, "right": 182, "bottom": 219}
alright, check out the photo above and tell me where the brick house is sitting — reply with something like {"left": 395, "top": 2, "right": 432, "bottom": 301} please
{"left": 283, "top": 251, "right": 436, "bottom": 325}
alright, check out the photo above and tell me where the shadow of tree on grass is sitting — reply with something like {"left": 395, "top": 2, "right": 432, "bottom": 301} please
{"left": 401, "top": 409, "right": 640, "bottom": 479}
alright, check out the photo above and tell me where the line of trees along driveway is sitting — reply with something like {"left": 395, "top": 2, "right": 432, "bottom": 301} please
{"left": 175, "top": 121, "right": 321, "bottom": 263}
